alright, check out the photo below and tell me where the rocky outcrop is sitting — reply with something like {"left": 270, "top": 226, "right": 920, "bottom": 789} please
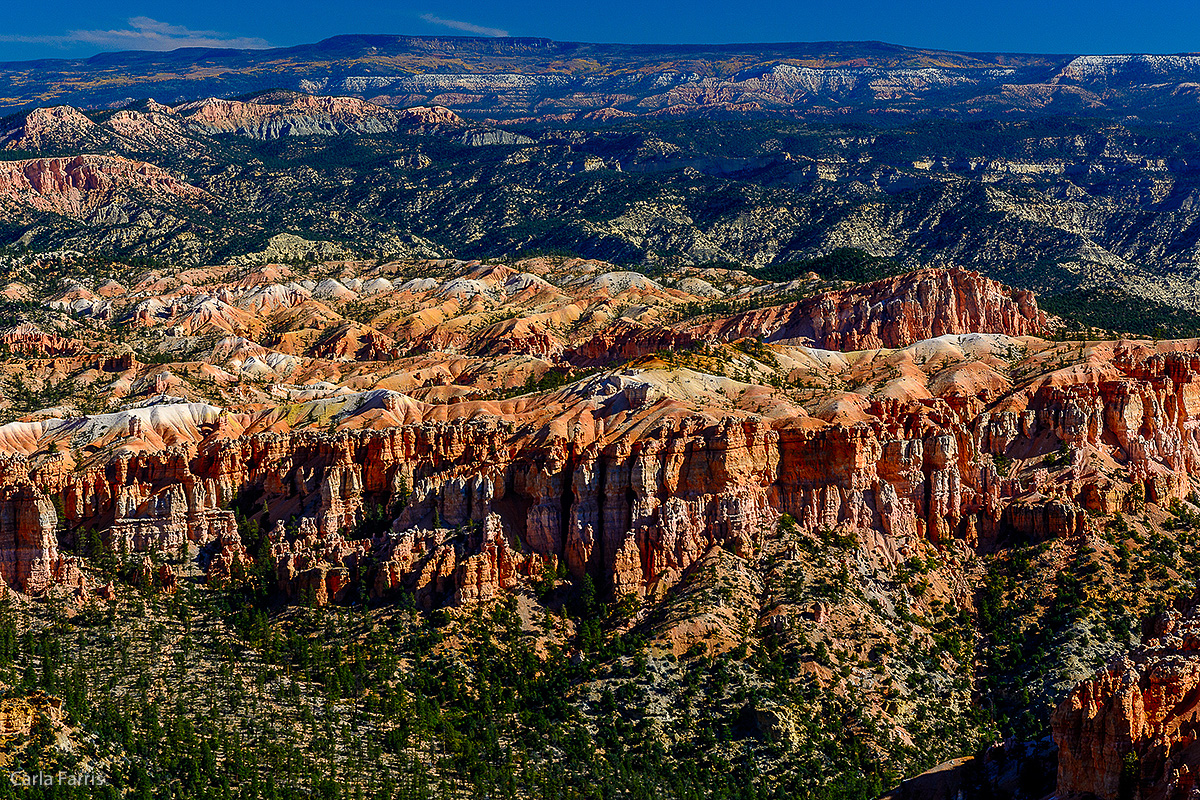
{"left": 566, "top": 268, "right": 1044, "bottom": 365}
{"left": 130, "top": 555, "right": 178, "bottom": 593}
{"left": 568, "top": 321, "right": 702, "bottom": 366}
{"left": 176, "top": 94, "right": 463, "bottom": 140}
{"left": 0, "top": 263, "right": 1191, "bottom": 611}
{"left": 206, "top": 527, "right": 250, "bottom": 587}
{"left": 459, "top": 129, "right": 535, "bottom": 147}
{"left": 0, "top": 155, "right": 209, "bottom": 219}
{"left": 0, "top": 323, "right": 86, "bottom": 357}
{"left": 0, "top": 692, "right": 63, "bottom": 741}
{"left": 0, "top": 486, "right": 59, "bottom": 594}
{"left": 269, "top": 515, "right": 371, "bottom": 605}
{"left": 1053, "top": 602, "right": 1200, "bottom": 800}
{"left": 453, "top": 514, "right": 550, "bottom": 604}
{"left": 0, "top": 106, "right": 104, "bottom": 151}
{"left": 0, "top": 337, "right": 1193, "bottom": 603}
{"left": 688, "top": 268, "right": 1046, "bottom": 350}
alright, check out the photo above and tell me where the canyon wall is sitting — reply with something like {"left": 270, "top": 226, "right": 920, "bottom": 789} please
{"left": 1054, "top": 602, "right": 1200, "bottom": 800}
{"left": 0, "top": 336, "right": 1197, "bottom": 607}
{"left": 689, "top": 267, "right": 1046, "bottom": 350}
{"left": 569, "top": 267, "right": 1045, "bottom": 366}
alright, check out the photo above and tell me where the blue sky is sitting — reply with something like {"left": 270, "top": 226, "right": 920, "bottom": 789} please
{"left": 0, "top": 0, "right": 1197, "bottom": 61}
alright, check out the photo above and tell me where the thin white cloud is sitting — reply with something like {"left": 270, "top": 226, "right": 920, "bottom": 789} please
{"left": 0, "top": 17, "right": 270, "bottom": 51}
{"left": 419, "top": 14, "right": 508, "bottom": 38}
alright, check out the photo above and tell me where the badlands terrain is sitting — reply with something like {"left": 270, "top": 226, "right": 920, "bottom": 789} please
{"left": 5, "top": 88, "right": 1200, "bottom": 321}
{"left": 4, "top": 31, "right": 1200, "bottom": 800}
{"left": 0, "top": 248, "right": 1198, "bottom": 798}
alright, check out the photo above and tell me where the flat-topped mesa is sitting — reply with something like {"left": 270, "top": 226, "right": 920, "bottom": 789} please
{"left": 689, "top": 267, "right": 1046, "bottom": 350}
{"left": 1053, "top": 600, "right": 1200, "bottom": 800}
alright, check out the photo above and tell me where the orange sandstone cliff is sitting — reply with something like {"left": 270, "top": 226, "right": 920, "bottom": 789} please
{"left": 0, "top": 265, "right": 1194, "bottom": 615}
{"left": 1054, "top": 600, "right": 1200, "bottom": 800}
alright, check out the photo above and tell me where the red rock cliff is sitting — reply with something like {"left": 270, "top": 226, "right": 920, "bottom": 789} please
{"left": 1054, "top": 602, "right": 1200, "bottom": 800}
{"left": 688, "top": 267, "right": 1046, "bottom": 349}
{"left": 0, "top": 336, "right": 1197, "bottom": 607}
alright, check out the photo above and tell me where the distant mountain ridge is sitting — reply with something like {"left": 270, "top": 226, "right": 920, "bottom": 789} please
{"left": 4, "top": 34, "right": 1200, "bottom": 124}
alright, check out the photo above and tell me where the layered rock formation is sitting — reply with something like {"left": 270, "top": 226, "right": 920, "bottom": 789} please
{"left": 1054, "top": 602, "right": 1200, "bottom": 800}
{"left": 0, "top": 259, "right": 1194, "bottom": 610}
{"left": 0, "top": 105, "right": 103, "bottom": 151}
{"left": 0, "top": 155, "right": 208, "bottom": 219}
{"left": 2, "top": 338, "right": 1197, "bottom": 609}
{"left": 175, "top": 93, "right": 463, "bottom": 139}
{"left": 0, "top": 484, "right": 59, "bottom": 593}
{"left": 0, "top": 323, "right": 86, "bottom": 357}
{"left": 688, "top": 267, "right": 1046, "bottom": 350}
